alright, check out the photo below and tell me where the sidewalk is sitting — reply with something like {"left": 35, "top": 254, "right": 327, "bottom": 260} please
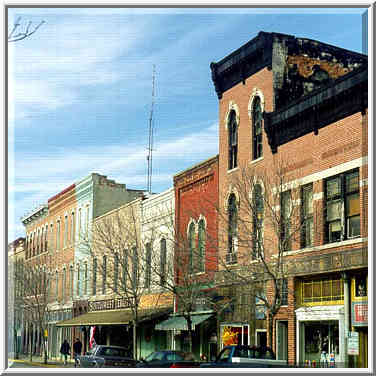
{"left": 8, "top": 354, "right": 75, "bottom": 368}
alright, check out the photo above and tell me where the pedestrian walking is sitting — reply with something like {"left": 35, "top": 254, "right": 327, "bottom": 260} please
{"left": 73, "top": 338, "right": 83, "bottom": 367}
{"left": 60, "top": 339, "right": 71, "bottom": 365}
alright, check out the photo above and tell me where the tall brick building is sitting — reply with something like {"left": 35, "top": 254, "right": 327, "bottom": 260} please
{"left": 210, "top": 32, "right": 368, "bottom": 367}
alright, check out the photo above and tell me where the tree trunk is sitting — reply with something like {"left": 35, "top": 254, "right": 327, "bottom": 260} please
{"left": 267, "top": 312, "right": 274, "bottom": 351}
{"left": 186, "top": 315, "right": 193, "bottom": 353}
{"left": 41, "top": 328, "right": 47, "bottom": 364}
{"left": 132, "top": 320, "right": 137, "bottom": 360}
{"left": 29, "top": 324, "right": 33, "bottom": 362}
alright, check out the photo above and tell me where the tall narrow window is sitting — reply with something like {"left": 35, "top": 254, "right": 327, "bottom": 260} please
{"left": 92, "top": 258, "right": 97, "bottom": 295}
{"left": 301, "top": 184, "right": 314, "bottom": 248}
{"left": 77, "top": 264, "right": 81, "bottom": 296}
{"left": 114, "top": 253, "right": 119, "bottom": 293}
{"left": 45, "top": 225, "right": 48, "bottom": 252}
{"left": 122, "top": 249, "right": 128, "bottom": 291}
{"left": 280, "top": 278, "right": 288, "bottom": 306}
{"left": 252, "top": 96, "right": 263, "bottom": 160}
{"left": 145, "top": 243, "right": 152, "bottom": 288}
{"left": 84, "top": 262, "right": 88, "bottom": 295}
{"left": 160, "top": 238, "right": 167, "bottom": 285}
{"left": 281, "top": 190, "right": 292, "bottom": 252}
{"left": 86, "top": 206, "right": 90, "bottom": 233}
{"left": 56, "top": 220, "right": 61, "bottom": 250}
{"left": 102, "top": 255, "right": 107, "bottom": 294}
{"left": 198, "top": 220, "right": 206, "bottom": 273}
{"left": 71, "top": 212, "right": 75, "bottom": 245}
{"left": 50, "top": 224, "right": 54, "bottom": 251}
{"left": 37, "top": 229, "right": 40, "bottom": 253}
{"left": 78, "top": 208, "right": 82, "bottom": 236}
{"left": 228, "top": 110, "right": 238, "bottom": 170}
{"left": 62, "top": 268, "right": 66, "bottom": 302}
{"left": 188, "top": 223, "right": 195, "bottom": 274}
{"left": 64, "top": 215, "right": 68, "bottom": 248}
{"left": 252, "top": 184, "right": 264, "bottom": 259}
{"left": 132, "top": 247, "right": 138, "bottom": 288}
{"left": 55, "top": 271, "right": 59, "bottom": 300}
{"left": 325, "top": 169, "right": 360, "bottom": 243}
{"left": 70, "top": 265, "right": 74, "bottom": 298}
{"left": 227, "top": 194, "right": 238, "bottom": 264}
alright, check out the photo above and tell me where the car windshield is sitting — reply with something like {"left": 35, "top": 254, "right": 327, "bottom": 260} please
{"left": 165, "top": 352, "right": 185, "bottom": 361}
{"left": 145, "top": 352, "right": 165, "bottom": 362}
{"left": 100, "top": 347, "right": 128, "bottom": 357}
{"left": 233, "top": 347, "right": 254, "bottom": 358}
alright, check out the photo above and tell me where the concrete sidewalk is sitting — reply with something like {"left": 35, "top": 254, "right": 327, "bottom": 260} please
{"left": 8, "top": 355, "right": 75, "bottom": 368}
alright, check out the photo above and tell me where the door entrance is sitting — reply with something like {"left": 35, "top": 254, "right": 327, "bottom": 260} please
{"left": 277, "top": 321, "right": 288, "bottom": 360}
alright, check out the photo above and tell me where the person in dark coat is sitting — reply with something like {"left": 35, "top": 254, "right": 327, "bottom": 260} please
{"left": 73, "top": 338, "right": 83, "bottom": 367}
{"left": 60, "top": 339, "right": 70, "bottom": 365}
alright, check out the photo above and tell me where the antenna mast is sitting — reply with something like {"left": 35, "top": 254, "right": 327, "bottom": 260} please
{"left": 147, "top": 65, "right": 156, "bottom": 194}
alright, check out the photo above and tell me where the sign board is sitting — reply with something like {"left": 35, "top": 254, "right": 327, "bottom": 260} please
{"left": 352, "top": 302, "right": 368, "bottom": 326}
{"left": 347, "top": 331, "right": 359, "bottom": 355}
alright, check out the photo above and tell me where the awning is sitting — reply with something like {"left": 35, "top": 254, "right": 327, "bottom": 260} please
{"left": 56, "top": 307, "right": 172, "bottom": 327}
{"left": 155, "top": 313, "right": 212, "bottom": 331}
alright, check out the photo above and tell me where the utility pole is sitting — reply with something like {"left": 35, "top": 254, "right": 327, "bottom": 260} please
{"left": 147, "top": 65, "right": 156, "bottom": 194}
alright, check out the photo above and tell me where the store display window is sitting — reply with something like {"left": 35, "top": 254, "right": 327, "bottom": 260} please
{"left": 303, "top": 321, "right": 339, "bottom": 362}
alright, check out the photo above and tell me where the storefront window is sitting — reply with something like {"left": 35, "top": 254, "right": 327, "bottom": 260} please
{"left": 220, "top": 325, "right": 249, "bottom": 348}
{"left": 303, "top": 321, "right": 339, "bottom": 362}
{"left": 355, "top": 276, "right": 367, "bottom": 297}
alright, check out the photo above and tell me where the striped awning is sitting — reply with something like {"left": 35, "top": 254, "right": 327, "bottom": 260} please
{"left": 155, "top": 313, "right": 212, "bottom": 331}
{"left": 56, "top": 307, "right": 172, "bottom": 327}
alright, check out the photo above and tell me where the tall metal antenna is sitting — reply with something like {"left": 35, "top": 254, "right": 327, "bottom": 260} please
{"left": 147, "top": 65, "right": 156, "bottom": 194}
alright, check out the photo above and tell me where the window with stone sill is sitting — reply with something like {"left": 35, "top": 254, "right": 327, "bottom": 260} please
{"left": 325, "top": 169, "right": 360, "bottom": 243}
{"left": 301, "top": 183, "right": 314, "bottom": 248}
{"left": 227, "top": 194, "right": 238, "bottom": 264}
{"left": 252, "top": 96, "right": 263, "bottom": 160}
{"left": 228, "top": 110, "right": 238, "bottom": 171}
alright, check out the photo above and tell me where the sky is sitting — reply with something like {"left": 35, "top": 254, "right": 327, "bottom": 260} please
{"left": 7, "top": 6, "right": 367, "bottom": 241}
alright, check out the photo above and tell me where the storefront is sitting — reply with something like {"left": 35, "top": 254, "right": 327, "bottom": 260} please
{"left": 296, "top": 306, "right": 344, "bottom": 367}
{"left": 351, "top": 272, "right": 368, "bottom": 368}
{"left": 155, "top": 312, "right": 216, "bottom": 360}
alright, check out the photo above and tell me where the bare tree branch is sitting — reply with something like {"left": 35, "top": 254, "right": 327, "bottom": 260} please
{"left": 8, "top": 17, "right": 45, "bottom": 42}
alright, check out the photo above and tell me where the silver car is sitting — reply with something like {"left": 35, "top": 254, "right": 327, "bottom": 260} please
{"left": 77, "top": 345, "right": 135, "bottom": 368}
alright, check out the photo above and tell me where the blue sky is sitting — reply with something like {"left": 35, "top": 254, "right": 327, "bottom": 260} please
{"left": 7, "top": 7, "right": 367, "bottom": 240}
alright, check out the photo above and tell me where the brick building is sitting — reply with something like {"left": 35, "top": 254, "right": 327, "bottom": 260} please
{"left": 155, "top": 156, "right": 219, "bottom": 360}
{"left": 210, "top": 32, "right": 368, "bottom": 367}
{"left": 21, "top": 173, "right": 144, "bottom": 359}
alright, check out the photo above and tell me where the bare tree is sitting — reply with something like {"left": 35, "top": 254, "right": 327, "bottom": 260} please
{"left": 13, "top": 257, "right": 54, "bottom": 364}
{"left": 216, "top": 160, "right": 313, "bottom": 350}
{"left": 80, "top": 199, "right": 164, "bottom": 360}
{"left": 8, "top": 16, "right": 45, "bottom": 42}
{"left": 142, "top": 201, "right": 219, "bottom": 354}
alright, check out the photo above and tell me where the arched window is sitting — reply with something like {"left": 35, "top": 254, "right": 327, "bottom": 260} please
{"left": 188, "top": 222, "right": 196, "bottom": 273}
{"left": 227, "top": 194, "right": 238, "bottom": 264}
{"left": 92, "top": 258, "right": 97, "bottom": 295}
{"left": 102, "top": 255, "right": 107, "bottom": 294}
{"left": 145, "top": 243, "right": 152, "bottom": 289}
{"left": 160, "top": 238, "right": 167, "bottom": 285}
{"left": 114, "top": 253, "right": 119, "bottom": 293}
{"left": 228, "top": 110, "right": 238, "bottom": 170}
{"left": 62, "top": 268, "right": 66, "bottom": 302}
{"left": 252, "top": 96, "right": 263, "bottom": 160}
{"left": 252, "top": 184, "right": 264, "bottom": 259}
{"left": 132, "top": 247, "right": 138, "bottom": 288}
{"left": 198, "top": 220, "right": 206, "bottom": 273}
{"left": 55, "top": 270, "right": 59, "bottom": 300}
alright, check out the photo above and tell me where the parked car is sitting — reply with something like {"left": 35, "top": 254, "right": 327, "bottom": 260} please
{"left": 136, "top": 350, "right": 201, "bottom": 368}
{"left": 77, "top": 345, "right": 136, "bottom": 368}
{"left": 201, "top": 345, "right": 289, "bottom": 368}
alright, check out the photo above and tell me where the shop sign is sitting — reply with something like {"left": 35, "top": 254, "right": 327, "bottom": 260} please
{"left": 351, "top": 302, "right": 368, "bottom": 326}
{"left": 347, "top": 331, "right": 359, "bottom": 355}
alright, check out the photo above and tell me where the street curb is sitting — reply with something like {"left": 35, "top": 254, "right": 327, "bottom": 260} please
{"left": 9, "top": 358, "right": 72, "bottom": 368}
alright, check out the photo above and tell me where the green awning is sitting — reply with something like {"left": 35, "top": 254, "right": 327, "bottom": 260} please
{"left": 155, "top": 314, "right": 212, "bottom": 331}
{"left": 56, "top": 307, "right": 171, "bottom": 327}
